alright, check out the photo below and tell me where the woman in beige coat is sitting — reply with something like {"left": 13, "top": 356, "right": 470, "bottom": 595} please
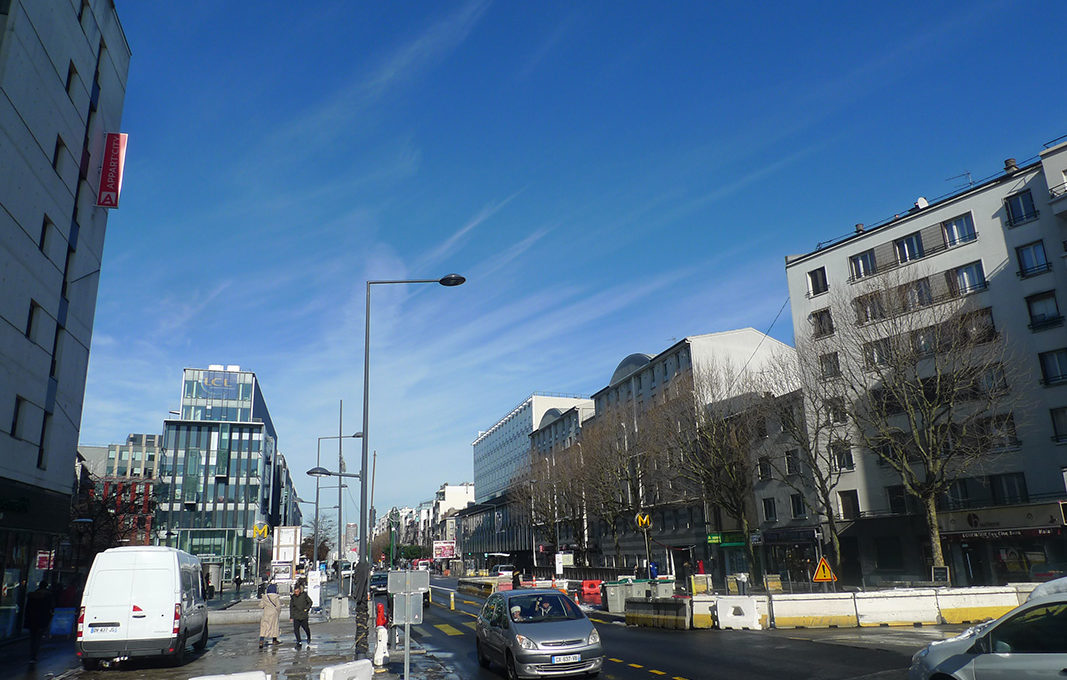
{"left": 259, "top": 582, "right": 280, "bottom": 648}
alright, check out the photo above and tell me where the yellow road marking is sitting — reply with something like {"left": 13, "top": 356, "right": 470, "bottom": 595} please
{"left": 459, "top": 610, "right": 477, "bottom": 618}
{"left": 673, "top": 676, "right": 690, "bottom": 680}
{"left": 649, "top": 671, "right": 666, "bottom": 676}
{"left": 463, "top": 600, "right": 478, "bottom": 605}
{"left": 629, "top": 663, "right": 644, "bottom": 668}
{"left": 589, "top": 618, "right": 607, "bottom": 623}
{"left": 434, "top": 624, "right": 464, "bottom": 636}
{"left": 462, "top": 621, "right": 477, "bottom": 630}
{"left": 608, "top": 658, "right": 623, "bottom": 663}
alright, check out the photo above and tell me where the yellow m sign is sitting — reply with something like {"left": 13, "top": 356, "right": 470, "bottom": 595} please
{"left": 253, "top": 524, "right": 270, "bottom": 539}
{"left": 635, "top": 512, "right": 651, "bottom": 530}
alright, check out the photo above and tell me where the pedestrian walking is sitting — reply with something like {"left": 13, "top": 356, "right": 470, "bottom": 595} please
{"left": 24, "top": 581, "right": 54, "bottom": 664}
{"left": 258, "top": 582, "right": 280, "bottom": 649}
{"left": 290, "top": 583, "right": 313, "bottom": 647}
{"left": 234, "top": 574, "right": 243, "bottom": 596}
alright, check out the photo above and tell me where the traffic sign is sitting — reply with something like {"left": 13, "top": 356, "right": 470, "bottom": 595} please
{"left": 812, "top": 557, "right": 837, "bottom": 583}
{"left": 635, "top": 512, "right": 651, "bottom": 530}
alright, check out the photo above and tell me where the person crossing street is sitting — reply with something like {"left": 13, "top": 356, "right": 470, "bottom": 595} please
{"left": 290, "top": 583, "right": 313, "bottom": 647}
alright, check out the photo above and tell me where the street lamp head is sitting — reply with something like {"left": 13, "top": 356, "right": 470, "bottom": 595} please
{"left": 351, "top": 432, "right": 364, "bottom": 438}
{"left": 438, "top": 273, "right": 466, "bottom": 287}
{"left": 307, "top": 466, "right": 332, "bottom": 478}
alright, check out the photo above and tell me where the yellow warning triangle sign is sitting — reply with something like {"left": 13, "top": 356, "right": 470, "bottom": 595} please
{"left": 812, "top": 557, "right": 837, "bottom": 583}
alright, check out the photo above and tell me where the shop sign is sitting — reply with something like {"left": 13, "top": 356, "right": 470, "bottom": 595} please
{"left": 763, "top": 527, "right": 820, "bottom": 544}
{"left": 36, "top": 550, "right": 54, "bottom": 570}
{"left": 707, "top": 531, "right": 746, "bottom": 547}
{"left": 939, "top": 502, "right": 1066, "bottom": 536}
{"left": 95, "top": 132, "right": 127, "bottom": 208}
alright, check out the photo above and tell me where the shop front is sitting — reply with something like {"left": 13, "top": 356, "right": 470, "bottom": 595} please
{"left": 939, "top": 502, "right": 1067, "bottom": 585}
{"left": 757, "top": 527, "right": 821, "bottom": 587}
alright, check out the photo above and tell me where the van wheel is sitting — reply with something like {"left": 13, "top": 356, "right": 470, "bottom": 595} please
{"left": 170, "top": 632, "right": 186, "bottom": 666}
{"left": 81, "top": 658, "right": 100, "bottom": 671}
{"left": 193, "top": 621, "right": 208, "bottom": 651}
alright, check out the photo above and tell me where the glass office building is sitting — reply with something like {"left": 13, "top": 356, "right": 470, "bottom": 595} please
{"left": 158, "top": 366, "right": 300, "bottom": 582}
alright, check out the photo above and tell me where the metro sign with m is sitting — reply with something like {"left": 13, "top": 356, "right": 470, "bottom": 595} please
{"left": 253, "top": 524, "right": 270, "bottom": 539}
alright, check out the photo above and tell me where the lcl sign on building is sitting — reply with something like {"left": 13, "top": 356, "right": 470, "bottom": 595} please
{"left": 95, "top": 132, "right": 128, "bottom": 208}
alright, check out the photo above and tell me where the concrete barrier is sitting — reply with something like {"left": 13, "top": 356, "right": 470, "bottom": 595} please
{"left": 935, "top": 587, "right": 1018, "bottom": 624}
{"left": 854, "top": 588, "right": 940, "bottom": 627}
{"left": 624, "top": 597, "right": 691, "bottom": 629}
{"left": 319, "top": 659, "right": 374, "bottom": 680}
{"left": 457, "top": 578, "right": 496, "bottom": 598}
{"left": 691, "top": 595, "right": 715, "bottom": 629}
{"left": 770, "top": 592, "right": 858, "bottom": 629}
{"left": 715, "top": 596, "right": 762, "bottom": 630}
{"left": 189, "top": 673, "right": 268, "bottom": 680}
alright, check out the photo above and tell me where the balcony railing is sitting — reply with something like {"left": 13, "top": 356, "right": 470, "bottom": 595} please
{"left": 1029, "top": 315, "right": 1065, "bottom": 332}
{"left": 1042, "top": 373, "right": 1067, "bottom": 387}
{"left": 1049, "top": 181, "right": 1067, "bottom": 200}
{"left": 1006, "top": 209, "right": 1039, "bottom": 227}
{"left": 1018, "top": 261, "right": 1053, "bottom": 278}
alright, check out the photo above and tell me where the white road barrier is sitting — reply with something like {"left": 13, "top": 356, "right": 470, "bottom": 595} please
{"left": 189, "top": 673, "right": 268, "bottom": 680}
{"left": 320, "top": 659, "right": 374, "bottom": 680}
{"left": 715, "top": 596, "right": 762, "bottom": 630}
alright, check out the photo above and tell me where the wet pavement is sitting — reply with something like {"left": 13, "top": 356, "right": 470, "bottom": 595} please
{"left": 0, "top": 613, "right": 461, "bottom": 680}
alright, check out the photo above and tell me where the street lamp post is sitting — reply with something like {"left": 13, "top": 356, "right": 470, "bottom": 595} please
{"left": 314, "top": 434, "right": 361, "bottom": 577}
{"left": 358, "top": 274, "right": 465, "bottom": 652}
{"left": 307, "top": 466, "right": 362, "bottom": 605}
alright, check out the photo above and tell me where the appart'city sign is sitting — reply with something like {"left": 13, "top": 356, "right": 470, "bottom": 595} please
{"left": 95, "top": 132, "right": 127, "bottom": 208}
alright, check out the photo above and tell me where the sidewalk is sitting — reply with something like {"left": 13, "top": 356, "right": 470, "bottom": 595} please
{"left": 0, "top": 610, "right": 461, "bottom": 680}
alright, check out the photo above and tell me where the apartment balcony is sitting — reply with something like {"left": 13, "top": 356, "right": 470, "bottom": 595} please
{"left": 1050, "top": 181, "right": 1067, "bottom": 218}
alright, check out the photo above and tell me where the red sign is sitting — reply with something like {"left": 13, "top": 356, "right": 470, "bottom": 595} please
{"left": 36, "top": 550, "right": 54, "bottom": 570}
{"left": 96, "top": 132, "right": 128, "bottom": 208}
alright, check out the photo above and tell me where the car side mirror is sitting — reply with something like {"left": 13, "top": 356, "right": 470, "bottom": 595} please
{"left": 969, "top": 635, "right": 991, "bottom": 655}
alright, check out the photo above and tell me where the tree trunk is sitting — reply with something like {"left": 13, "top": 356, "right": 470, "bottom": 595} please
{"left": 824, "top": 515, "right": 842, "bottom": 571}
{"left": 739, "top": 514, "right": 759, "bottom": 586}
{"left": 923, "top": 495, "right": 945, "bottom": 567}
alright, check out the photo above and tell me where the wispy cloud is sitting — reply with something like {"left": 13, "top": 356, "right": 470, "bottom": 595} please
{"left": 515, "top": 13, "right": 581, "bottom": 81}
{"left": 417, "top": 188, "right": 526, "bottom": 269}
{"left": 154, "top": 281, "right": 232, "bottom": 338}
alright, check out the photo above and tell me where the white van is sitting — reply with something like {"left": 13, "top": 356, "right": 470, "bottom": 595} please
{"left": 75, "top": 546, "right": 209, "bottom": 669}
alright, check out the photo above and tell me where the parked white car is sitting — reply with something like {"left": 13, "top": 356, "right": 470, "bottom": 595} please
{"left": 909, "top": 594, "right": 1067, "bottom": 679}
{"left": 76, "top": 546, "right": 209, "bottom": 669}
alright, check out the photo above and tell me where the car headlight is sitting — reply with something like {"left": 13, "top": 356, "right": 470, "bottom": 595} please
{"left": 911, "top": 646, "right": 929, "bottom": 663}
{"left": 515, "top": 634, "right": 537, "bottom": 650}
{"left": 588, "top": 628, "right": 600, "bottom": 645}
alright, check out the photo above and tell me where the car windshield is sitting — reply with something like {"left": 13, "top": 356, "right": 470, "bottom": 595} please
{"left": 508, "top": 594, "right": 583, "bottom": 622}
{"left": 371, "top": 574, "right": 387, "bottom": 584}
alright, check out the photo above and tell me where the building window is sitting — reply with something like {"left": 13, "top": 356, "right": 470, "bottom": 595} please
{"left": 762, "top": 497, "right": 777, "bottom": 522}
{"left": 1005, "top": 190, "right": 1038, "bottom": 226}
{"left": 826, "top": 397, "right": 846, "bottom": 424}
{"left": 854, "top": 292, "right": 886, "bottom": 324}
{"left": 790, "top": 494, "right": 807, "bottom": 519}
{"left": 757, "top": 457, "right": 772, "bottom": 481}
{"left": 1017, "top": 241, "right": 1050, "bottom": 278}
{"left": 895, "top": 232, "right": 925, "bottom": 263}
{"left": 52, "top": 136, "right": 66, "bottom": 173}
{"left": 850, "top": 249, "right": 876, "bottom": 279}
{"left": 961, "top": 308, "right": 996, "bottom": 343}
{"left": 900, "top": 277, "right": 933, "bottom": 311}
{"left": 831, "top": 442, "right": 854, "bottom": 471}
{"left": 65, "top": 61, "right": 78, "bottom": 99}
{"left": 990, "top": 472, "right": 1028, "bottom": 505}
{"left": 1052, "top": 407, "right": 1067, "bottom": 443}
{"left": 785, "top": 450, "right": 800, "bottom": 476}
{"left": 811, "top": 309, "right": 834, "bottom": 339}
{"left": 864, "top": 338, "right": 892, "bottom": 368}
{"left": 875, "top": 537, "right": 903, "bottom": 570}
{"left": 942, "top": 213, "right": 976, "bottom": 246}
{"left": 838, "top": 490, "right": 860, "bottom": 520}
{"left": 25, "top": 300, "right": 40, "bottom": 341}
{"left": 886, "top": 485, "right": 915, "bottom": 515}
{"left": 808, "top": 267, "right": 829, "bottom": 296}
{"left": 1027, "top": 291, "right": 1063, "bottom": 331}
{"left": 947, "top": 260, "right": 986, "bottom": 296}
{"left": 10, "top": 396, "right": 24, "bottom": 439}
{"left": 819, "top": 353, "right": 840, "bottom": 379}
{"left": 1040, "top": 349, "right": 1067, "bottom": 386}
{"left": 911, "top": 326, "right": 938, "bottom": 356}
{"left": 980, "top": 415, "right": 1019, "bottom": 449}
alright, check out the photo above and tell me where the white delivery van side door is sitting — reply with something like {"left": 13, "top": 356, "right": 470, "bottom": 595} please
{"left": 127, "top": 560, "right": 179, "bottom": 641}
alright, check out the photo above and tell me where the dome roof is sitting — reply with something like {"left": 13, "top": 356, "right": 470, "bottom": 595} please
{"left": 538, "top": 408, "right": 564, "bottom": 429}
{"left": 610, "top": 353, "right": 653, "bottom": 386}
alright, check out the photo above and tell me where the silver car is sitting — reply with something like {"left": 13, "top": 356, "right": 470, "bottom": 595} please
{"left": 909, "top": 594, "right": 1067, "bottom": 679}
{"left": 476, "top": 589, "right": 603, "bottom": 679}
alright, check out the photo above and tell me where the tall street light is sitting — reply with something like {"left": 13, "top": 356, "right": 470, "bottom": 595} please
{"left": 358, "top": 274, "right": 464, "bottom": 655}
{"left": 307, "top": 466, "right": 362, "bottom": 599}
{"left": 359, "top": 275, "right": 464, "bottom": 568}
{"left": 314, "top": 433, "right": 361, "bottom": 578}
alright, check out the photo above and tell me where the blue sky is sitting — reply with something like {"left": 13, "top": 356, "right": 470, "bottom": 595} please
{"left": 83, "top": 0, "right": 1067, "bottom": 520}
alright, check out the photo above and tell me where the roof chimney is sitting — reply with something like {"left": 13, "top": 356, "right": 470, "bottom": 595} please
{"left": 914, "top": 196, "right": 928, "bottom": 209}
{"left": 855, "top": 223, "right": 865, "bottom": 234}
{"left": 1004, "top": 158, "right": 1018, "bottom": 173}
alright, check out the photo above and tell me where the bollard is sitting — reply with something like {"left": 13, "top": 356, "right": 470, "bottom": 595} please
{"left": 373, "top": 626, "right": 389, "bottom": 666}
{"left": 429, "top": 588, "right": 433, "bottom": 604}
{"left": 450, "top": 591, "right": 455, "bottom": 611}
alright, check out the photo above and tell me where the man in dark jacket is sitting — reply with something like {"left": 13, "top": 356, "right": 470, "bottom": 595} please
{"left": 289, "top": 583, "right": 313, "bottom": 647}
{"left": 24, "top": 581, "right": 54, "bottom": 663}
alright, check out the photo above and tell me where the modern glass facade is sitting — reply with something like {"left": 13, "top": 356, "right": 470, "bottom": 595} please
{"left": 157, "top": 367, "right": 299, "bottom": 582}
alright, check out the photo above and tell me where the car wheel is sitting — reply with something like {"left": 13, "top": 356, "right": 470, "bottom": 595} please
{"left": 193, "top": 621, "right": 208, "bottom": 651}
{"left": 476, "top": 640, "right": 490, "bottom": 668}
{"left": 506, "top": 651, "right": 520, "bottom": 680}
{"left": 171, "top": 632, "right": 186, "bottom": 666}
{"left": 81, "top": 658, "right": 100, "bottom": 671}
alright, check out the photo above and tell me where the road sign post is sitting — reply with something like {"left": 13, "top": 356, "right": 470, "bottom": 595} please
{"left": 387, "top": 570, "right": 430, "bottom": 680}
{"left": 635, "top": 512, "right": 652, "bottom": 576}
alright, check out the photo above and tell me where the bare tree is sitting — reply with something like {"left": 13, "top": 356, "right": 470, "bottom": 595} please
{"left": 301, "top": 515, "right": 335, "bottom": 561}
{"left": 822, "top": 267, "right": 1023, "bottom": 567}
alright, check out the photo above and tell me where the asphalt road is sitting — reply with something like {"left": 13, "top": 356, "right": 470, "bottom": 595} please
{"left": 417, "top": 576, "right": 913, "bottom": 680}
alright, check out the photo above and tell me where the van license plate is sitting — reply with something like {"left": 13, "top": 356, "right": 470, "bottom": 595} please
{"left": 552, "top": 654, "right": 580, "bottom": 664}
{"left": 91, "top": 626, "right": 119, "bottom": 633}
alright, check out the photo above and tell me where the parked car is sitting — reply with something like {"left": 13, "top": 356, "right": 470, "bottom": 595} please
{"left": 76, "top": 546, "right": 208, "bottom": 670}
{"left": 491, "top": 564, "right": 516, "bottom": 578}
{"left": 370, "top": 572, "right": 388, "bottom": 596}
{"left": 909, "top": 594, "right": 1067, "bottom": 679}
{"left": 476, "top": 588, "right": 603, "bottom": 679}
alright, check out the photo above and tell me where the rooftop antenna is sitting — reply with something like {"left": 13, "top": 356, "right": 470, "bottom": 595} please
{"left": 946, "top": 171, "right": 973, "bottom": 190}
